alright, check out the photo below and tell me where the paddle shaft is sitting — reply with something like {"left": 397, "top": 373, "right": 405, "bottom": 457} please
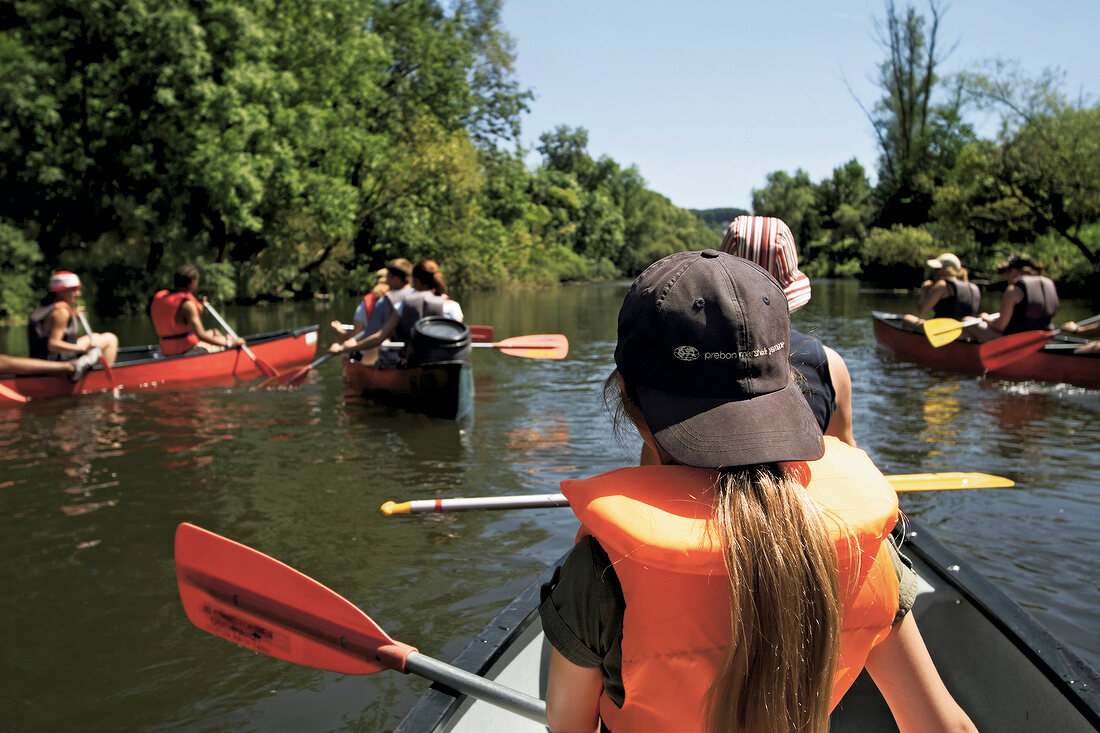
{"left": 76, "top": 312, "right": 117, "bottom": 387}
{"left": 203, "top": 302, "right": 278, "bottom": 376}
{"left": 405, "top": 652, "right": 547, "bottom": 723}
{"left": 978, "top": 313, "right": 1100, "bottom": 370}
{"left": 382, "top": 472, "right": 1016, "bottom": 514}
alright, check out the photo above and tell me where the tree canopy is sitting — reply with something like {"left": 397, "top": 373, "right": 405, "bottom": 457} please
{"left": 0, "top": 0, "right": 713, "bottom": 320}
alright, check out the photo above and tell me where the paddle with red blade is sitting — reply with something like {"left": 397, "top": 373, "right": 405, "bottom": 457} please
{"left": 203, "top": 302, "right": 279, "bottom": 378}
{"left": 76, "top": 312, "right": 119, "bottom": 395}
{"left": 979, "top": 313, "right": 1100, "bottom": 371}
{"left": 379, "top": 472, "right": 1016, "bottom": 515}
{"left": 174, "top": 523, "right": 547, "bottom": 724}
{"left": 0, "top": 383, "right": 29, "bottom": 403}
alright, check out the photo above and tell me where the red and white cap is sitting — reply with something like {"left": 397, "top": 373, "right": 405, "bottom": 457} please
{"left": 48, "top": 271, "right": 82, "bottom": 291}
{"left": 720, "top": 216, "right": 811, "bottom": 312}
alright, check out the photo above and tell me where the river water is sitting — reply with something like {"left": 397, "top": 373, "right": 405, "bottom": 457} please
{"left": 2, "top": 280, "right": 1097, "bottom": 732}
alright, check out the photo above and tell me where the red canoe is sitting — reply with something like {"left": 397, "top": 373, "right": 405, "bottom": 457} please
{"left": 872, "top": 312, "right": 1100, "bottom": 389}
{"left": 343, "top": 358, "right": 473, "bottom": 420}
{"left": 1, "top": 325, "right": 318, "bottom": 401}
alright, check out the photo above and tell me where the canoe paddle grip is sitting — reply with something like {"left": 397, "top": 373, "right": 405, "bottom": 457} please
{"left": 404, "top": 651, "right": 548, "bottom": 724}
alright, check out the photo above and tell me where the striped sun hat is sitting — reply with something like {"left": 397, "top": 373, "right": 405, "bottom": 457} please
{"left": 720, "top": 215, "right": 811, "bottom": 312}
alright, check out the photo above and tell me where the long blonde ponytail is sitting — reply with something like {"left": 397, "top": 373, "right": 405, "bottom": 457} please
{"left": 705, "top": 465, "right": 842, "bottom": 733}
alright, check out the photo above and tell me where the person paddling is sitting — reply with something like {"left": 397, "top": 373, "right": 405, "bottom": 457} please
{"left": 540, "top": 250, "right": 976, "bottom": 733}
{"left": 27, "top": 271, "right": 119, "bottom": 380}
{"left": 902, "top": 252, "right": 982, "bottom": 332}
{"left": 330, "top": 267, "right": 391, "bottom": 340}
{"left": 974, "top": 253, "right": 1059, "bottom": 340}
{"left": 720, "top": 215, "right": 856, "bottom": 446}
{"left": 150, "top": 265, "right": 245, "bottom": 356}
{"left": 328, "top": 258, "right": 414, "bottom": 365}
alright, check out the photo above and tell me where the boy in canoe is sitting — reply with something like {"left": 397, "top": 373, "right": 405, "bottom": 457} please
{"left": 27, "top": 271, "right": 119, "bottom": 379}
{"left": 540, "top": 250, "right": 976, "bottom": 733}
{"left": 902, "top": 252, "right": 982, "bottom": 331}
{"left": 150, "top": 265, "right": 245, "bottom": 356}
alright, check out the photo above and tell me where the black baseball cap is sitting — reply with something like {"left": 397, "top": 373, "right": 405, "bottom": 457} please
{"left": 996, "top": 253, "right": 1037, "bottom": 272}
{"left": 615, "top": 249, "right": 823, "bottom": 469}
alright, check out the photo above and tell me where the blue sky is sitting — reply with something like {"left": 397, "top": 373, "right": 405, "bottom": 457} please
{"left": 500, "top": 0, "right": 1100, "bottom": 210}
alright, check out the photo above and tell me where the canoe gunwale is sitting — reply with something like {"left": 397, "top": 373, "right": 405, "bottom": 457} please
{"left": 898, "top": 522, "right": 1100, "bottom": 726}
{"left": 393, "top": 559, "right": 562, "bottom": 732}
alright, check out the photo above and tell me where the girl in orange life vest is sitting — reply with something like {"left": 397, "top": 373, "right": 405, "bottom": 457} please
{"left": 540, "top": 250, "right": 976, "bottom": 733}
{"left": 150, "top": 265, "right": 245, "bottom": 356}
{"left": 27, "top": 271, "right": 119, "bottom": 367}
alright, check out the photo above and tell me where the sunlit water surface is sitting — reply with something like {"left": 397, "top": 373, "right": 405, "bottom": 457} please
{"left": 1, "top": 281, "right": 1097, "bottom": 731}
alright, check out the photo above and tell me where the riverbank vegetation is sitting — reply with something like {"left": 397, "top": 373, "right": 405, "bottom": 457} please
{"left": 1, "top": 0, "right": 1096, "bottom": 321}
{"left": 750, "top": 1, "right": 1099, "bottom": 295}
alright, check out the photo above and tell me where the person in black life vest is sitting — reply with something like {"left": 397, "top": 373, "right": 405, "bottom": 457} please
{"left": 328, "top": 258, "right": 414, "bottom": 365}
{"left": 150, "top": 265, "right": 245, "bottom": 356}
{"left": 540, "top": 250, "right": 976, "bottom": 733}
{"left": 902, "top": 252, "right": 982, "bottom": 331}
{"left": 27, "top": 271, "right": 119, "bottom": 380}
{"left": 975, "top": 253, "right": 1059, "bottom": 340}
{"left": 719, "top": 215, "right": 856, "bottom": 446}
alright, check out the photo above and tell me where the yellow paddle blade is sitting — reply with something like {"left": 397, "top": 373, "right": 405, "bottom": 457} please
{"left": 922, "top": 318, "right": 966, "bottom": 347}
{"left": 887, "top": 472, "right": 1014, "bottom": 492}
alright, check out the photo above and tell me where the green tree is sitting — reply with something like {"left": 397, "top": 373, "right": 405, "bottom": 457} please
{"left": 961, "top": 63, "right": 1100, "bottom": 268}
{"left": 751, "top": 169, "right": 820, "bottom": 247}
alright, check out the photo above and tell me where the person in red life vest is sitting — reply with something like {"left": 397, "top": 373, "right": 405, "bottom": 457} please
{"left": 27, "top": 271, "right": 119, "bottom": 379}
{"left": 328, "top": 258, "right": 414, "bottom": 365}
{"left": 540, "top": 250, "right": 976, "bottom": 733}
{"left": 329, "top": 266, "right": 392, "bottom": 339}
{"left": 902, "top": 252, "right": 982, "bottom": 331}
{"left": 974, "top": 253, "right": 1059, "bottom": 340}
{"left": 721, "top": 215, "right": 856, "bottom": 446}
{"left": 150, "top": 265, "right": 245, "bottom": 356}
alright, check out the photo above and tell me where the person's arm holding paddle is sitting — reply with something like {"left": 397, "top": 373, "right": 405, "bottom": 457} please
{"left": 184, "top": 298, "right": 244, "bottom": 350}
{"left": 980, "top": 284, "right": 1023, "bottom": 336}
{"left": 329, "top": 307, "right": 400, "bottom": 355}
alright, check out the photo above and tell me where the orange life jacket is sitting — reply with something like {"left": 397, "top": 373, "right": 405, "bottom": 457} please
{"left": 561, "top": 437, "right": 900, "bottom": 732}
{"left": 151, "top": 290, "right": 202, "bottom": 356}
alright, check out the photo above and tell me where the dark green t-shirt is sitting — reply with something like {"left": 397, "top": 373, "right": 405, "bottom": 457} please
{"left": 538, "top": 532, "right": 918, "bottom": 708}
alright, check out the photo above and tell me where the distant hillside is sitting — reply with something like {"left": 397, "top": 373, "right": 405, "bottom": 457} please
{"left": 690, "top": 207, "right": 750, "bottom": 236}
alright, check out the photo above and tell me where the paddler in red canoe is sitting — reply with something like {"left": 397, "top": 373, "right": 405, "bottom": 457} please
{"left": 27, "top": 271, "right": 119, "bottom": 380}
{"left": 150, "top": 265, "right": 245, "bottom": 356}
{"left": 540, "top": 249, "right": 976, "bottom": 733}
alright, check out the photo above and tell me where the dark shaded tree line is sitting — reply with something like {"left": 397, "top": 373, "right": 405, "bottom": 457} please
{"left": 0, "top": 0, "right": 714, "bottom": 320}
{"left": 751, "top": 0, "right": 1099, "bottom": 292}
